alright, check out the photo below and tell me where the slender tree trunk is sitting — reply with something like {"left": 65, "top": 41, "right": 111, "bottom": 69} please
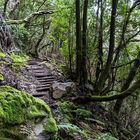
{"left": 95, "top": 0, "right": 104, "bottom": 86}
{"left": 81, "top": 0, "right": 88, "bottom": 86}
{"left": 95, "top": 0, "right": 118, "bottom": 93}
{"left": 76, "top": 0, "right": 82, "bottom": 82}
{"left": 113, "top": 51, "right": 140, "bottom": 114}
{"left": 3, "top": 0, "right": 9, "bottom": 17}
{"left": 68, "top": 19, "right": 72, "bottom": 75}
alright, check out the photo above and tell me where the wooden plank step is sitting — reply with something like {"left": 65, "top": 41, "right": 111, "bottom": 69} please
{"left": 32, "top": 92, "right": 47, "bottom": 97}
{"left": 36, "top": 87, "right": 50, "bottom": 91}
{"left": 31, "top": 70, "right": 46, "bottom": 73}
{"left": 38, "top": 81, "right": 53, "bottom": 84}
{"left": 28, "top": 60, "right": 41, "bottom": 63}
{"left": 28, "top": 62, "right": 39, "bottom": 65}
{"left": 34, "top": 74, "right": 53, "bottom": 77}
{"left": 27, "top": 66, "right": 44, "bottom": 70}
{"left": 37, "top": 79, "right": 55, "bottom": 82}
{"left": 36, "top": 84, "right": 51, "bottom": 88}
{"left": 38, "top": 79, "right": 53, "bottom": 82}
{"left": 37, "top": 76, "right": 55, "bottom": 80}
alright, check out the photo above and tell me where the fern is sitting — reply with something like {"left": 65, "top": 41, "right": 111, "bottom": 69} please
{"left": 57, "top": 123, "right": 90, "bottom": 139}
{"left": 94, "top": 133, "right": 118, "bottom": 140}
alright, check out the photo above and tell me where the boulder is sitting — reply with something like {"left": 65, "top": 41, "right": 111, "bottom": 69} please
{"left": 51, "top": 81, "right": 76, "bottom": 99}
{"left": 0, "top": 86, "right": 58, "bottom": 140}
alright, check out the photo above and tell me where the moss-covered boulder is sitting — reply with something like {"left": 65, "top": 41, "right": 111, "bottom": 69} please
{"left": 0, "top": 86, "right": 57, "bottom": 139}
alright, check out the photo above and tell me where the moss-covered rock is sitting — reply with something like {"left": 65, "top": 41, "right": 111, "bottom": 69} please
{"left": 0, "top": 74, "right": 4, "bottom": 81}
{"left": 44, "top": 117, "right": 58, "bottom": 133}
{"left": 0, "top": 86, "right": 52, "bottom": 125}
{"left": 10, "top": 52, "right": 29, "bottom": 71}
{"left": 0, "top": 52, "right": 7, "bottom": 58}
{"left": 0, "top": 86, "right": 57, "bottom": 139}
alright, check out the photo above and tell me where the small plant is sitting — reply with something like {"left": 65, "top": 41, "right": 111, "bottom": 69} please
{"left": 74, "top": 108, "right": 92, "bottom": 118}
{"left": 57, "top": 123, "right": 89, "bottom": 139}
{"left": 10, "top": 52, "right": 29, "bottom": 70}
{"left": 94, "top": 133, "right": 118, "bottom": 140}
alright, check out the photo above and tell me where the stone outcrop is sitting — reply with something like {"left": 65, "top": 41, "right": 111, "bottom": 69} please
{"left": 51, "top": 81, "right": 76, "bottom": 99}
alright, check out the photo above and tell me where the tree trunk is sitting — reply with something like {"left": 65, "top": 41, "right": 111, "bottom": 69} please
{"left": 95, "top": 0, "right": 118, "bottom": 93}
{"left": 76, "top": 0, "right": 82, "bottom": 82}
{"left": 95, "top": 0, "right": 104, "bottom": 86}
{"left": 113, "top": 51, "right": 140, "bottom": 114}
{"left": 81, "top": 0, "right": 88, "bottom": 86}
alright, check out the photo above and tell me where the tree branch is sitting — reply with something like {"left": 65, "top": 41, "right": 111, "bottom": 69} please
{"left": 6, "top": 10, "right": 53, "bottom": 24}
{"left": 72, "top": 79, "right": 140, "bottom": 102}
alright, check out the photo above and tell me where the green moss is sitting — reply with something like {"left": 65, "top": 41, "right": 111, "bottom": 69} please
{"left": 74, "top": 109, "right": 92, "bottom": 117}
{"left": 59, "top": 101, "right": 76, "bottom": 112}
{"left": 10, "top": 53, "right": 29, "bottom": 70}
{"left": 58, "top": 101, "right": 77, "bottom": 121}
{"left": 0, "top": 74, "right": 4, "bottom": 81}
{"left": 0, "top": 86, "right": 52, "bottom": 125}
{"left": 0, "top": 52, "right": 7, "bottom": 58}
{"left": 44, "top": 117, "right": 58, "bottom": 133}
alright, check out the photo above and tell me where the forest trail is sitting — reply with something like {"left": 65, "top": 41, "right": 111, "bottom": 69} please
{"left": 26, "top": 59, "right": 57, "bottom": 99}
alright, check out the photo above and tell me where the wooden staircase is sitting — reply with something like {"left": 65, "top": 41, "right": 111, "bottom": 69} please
{"left": 27, "top": 59, "right": 56, "bottom": 98}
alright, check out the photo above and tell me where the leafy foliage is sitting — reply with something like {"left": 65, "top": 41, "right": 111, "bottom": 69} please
{"left": 58, "top": 123, "right": 89, "bottom": 139}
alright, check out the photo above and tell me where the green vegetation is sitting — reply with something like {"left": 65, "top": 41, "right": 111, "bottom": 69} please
{"left": 0, "top": 86, "right": 52, "bottom": 124}
{"left": 0, "top": 0, "right": 140, "bottom": 139}
{"left": 0, "top": 52, "right": 7, "bottom": 58}
{"left": 94, "top": 133, "right": 118, "bottom": 140}
{"left": 74, "top": 108, "right": 92, "bottom": 118}
{"left": 10, "top": 53, "right": 29, "bottom": 70}
{"left": 44, "top": 117, "right": 58, "bottom": 133}
{"left": 57, "top": 123, "right": 89, "bottom": 139}
{"left": 58, "top": 101, "right": 93, "bottom": 119}
{"left": 0, "top": 74, "right": 4, "bottom": 81}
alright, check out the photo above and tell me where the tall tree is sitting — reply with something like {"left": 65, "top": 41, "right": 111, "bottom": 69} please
{"left": 114, "top": 51, "right": 140, "bottom": 114}
{"left": 81, "top": 0, "right": 88, "bottom": 86}
{"left": 76, "top": 0, "right": 82, "bottom": 83}
{"left": 95, "top": 0, "right": 119, "bottom": 93}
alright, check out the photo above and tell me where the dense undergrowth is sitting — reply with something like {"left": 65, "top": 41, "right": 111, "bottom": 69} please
{"left": 0, "top": 51, "right": 120, "bottom": 140}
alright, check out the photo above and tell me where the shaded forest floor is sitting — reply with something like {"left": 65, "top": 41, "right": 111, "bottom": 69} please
{"left": 0, "top": 52, "right": 136, "bottom": 140}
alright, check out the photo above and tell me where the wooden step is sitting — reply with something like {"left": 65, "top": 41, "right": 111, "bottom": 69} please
{"left": 32, "top": 92, "right": 47, "bottom": 97}
{"left": 34, "top": 74, "right": 53, "bottom": 77}
{"left": 38, "top": 81, "right": 53, "bottom": 84}
{"left": 37, "top": 77, "right": 56, "bottom": 82}
{"left": 27, "top": 66, "right": 43, "bottom": 70}
{"left": 28, "top": 62, "right": 39, "bottom": 65}
{"left": 38, "top": 79, "right": 53, "bottom": 82}
{"left": 36, "top": 84, "right": 51, "bottom": 88}
{"left": 31, "top": 70, "right": 46, "bottom": 73}
{"left": 36, "top": 87, "right": 50, "bottom": 91}
{"left": 28, "top": 60, "right": 41, "bottom": 63}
